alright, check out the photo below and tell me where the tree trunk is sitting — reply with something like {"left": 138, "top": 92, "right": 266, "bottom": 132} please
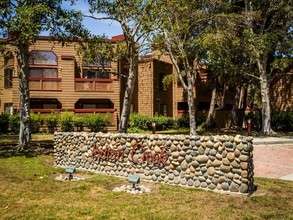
{"left": 257, "top": 58, "right": 273, "bottom": 134}
{"left": 206, "top": 86, "right": 217, "bottom": 123}
{"left": 220, "top": 84, "right": 226, "bottom": 109}
{"left": 17, "top": 44, "right": 31, "bottom": 150}
{"left": 187, "top": 82, "right": 196, "bottom": 135}
{"left": 118, "top": 47, "right": 138, "bottom": 133}
{"left": 248, "top": 84, "right": 255, "bottom": 109}
{"left": 230, "top": 85, "right": 241, "bottom": 128}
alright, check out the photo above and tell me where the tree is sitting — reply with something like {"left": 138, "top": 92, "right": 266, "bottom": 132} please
{"left": 0, "top": 0, "right": 87, "bottom": 149}
{"left": 152, "top": 0, "right": 212, "bottom": 135}
{"left": 87, "top": 0, "right": 159, "bottom": 133}
{"left": 242, "top": 0, "right": 292, "bottom": 134}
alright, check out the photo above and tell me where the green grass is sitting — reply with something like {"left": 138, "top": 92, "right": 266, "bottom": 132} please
{"left": 0, "top": 140, "right": 293, "bottom": 220}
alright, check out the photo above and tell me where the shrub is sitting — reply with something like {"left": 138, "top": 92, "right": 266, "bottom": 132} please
{"left": 153, "top": 114, "right": 176, "bottom": 130}
{"left": 272, "top": 111, "right": 293, "bottom": 132}
{"left": 128, "top": 113, "right": 152, "bottom": 130}
{"left": 9, "top": 114, "right": 20, "bottom": 134}
{"left": 177, "top": 117, "right": 189, "bottom": 128}
{"left": 45, "top": 113, "right": 59, "bottom": 133}
{"left": 73, "top": 115, "right": 84, "bottom": 131}
{"left": 0, "top": 113, "right": 10, "bottom": 133}
{"left": 59, "top": 111, "right": 74, "bottom": 132}
{"left": 84, "top": 113, "right": 110, "bottom": 132}
{"left": 30, "top": 112, "right": 45, "bottom": 133}
{"left": 129, "top": 113, "right": 178, "bottom": 131}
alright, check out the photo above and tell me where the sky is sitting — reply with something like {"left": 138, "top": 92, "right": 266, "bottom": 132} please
{"left": 43, "top": 0, "right": 123, "bottom": 38}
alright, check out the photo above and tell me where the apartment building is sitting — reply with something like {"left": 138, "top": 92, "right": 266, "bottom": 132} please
{"left": 0, "top": 35, "right": 291, "bottom": 130}
{"left": 0, "top": 35, "right": 125, "bottom": 130}
{"left": 135, "top": 52, "right": 236, "bottom": 127}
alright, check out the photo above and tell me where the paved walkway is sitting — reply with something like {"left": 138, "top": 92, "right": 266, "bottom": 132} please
{"left": 253, "top": 137, "right": 293, "bottom": 181}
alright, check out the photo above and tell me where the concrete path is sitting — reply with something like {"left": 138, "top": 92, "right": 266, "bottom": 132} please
{"left": 253, "top": 137, "right": 293, "bottom": 181}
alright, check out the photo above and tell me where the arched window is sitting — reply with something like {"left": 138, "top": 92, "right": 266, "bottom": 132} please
{"left": 29, "top": 51, "right": 57, "bottom": 65}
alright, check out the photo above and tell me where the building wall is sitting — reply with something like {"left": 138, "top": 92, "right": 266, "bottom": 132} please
{"left": 137, "top": 60, "right": 154, "bottom": 116}
{"left": 271, "top": 74, "right": 293, "bottom": 111}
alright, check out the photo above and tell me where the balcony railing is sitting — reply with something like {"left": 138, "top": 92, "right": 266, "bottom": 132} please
{"left": 75, "top": 78, "right": 113, "bottom": 92}
{"left": 29, "top": 78, "right": 62, "bottom": 91}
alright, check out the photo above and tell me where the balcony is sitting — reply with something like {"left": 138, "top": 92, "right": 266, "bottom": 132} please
{"left": 75, "top": 78, "right": 114, "bottom": 92}
{"left": 29, "top": 78, "right": 62, "bottom": 91}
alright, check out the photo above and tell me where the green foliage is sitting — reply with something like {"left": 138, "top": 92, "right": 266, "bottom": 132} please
{"left": 128, "top": 114, "right": 153, "bottom": 130}
{"left": 30, "top": 112, "right": 45, "bottom": 133}
{"left": 9, "top": 114, "right": 20, "bottom": 134}
{"left": 84, "top": 113, "right": 110, "bottom": 132}
{"left": 59, "top": 112, "right": 74, "bottom": 132}
{"left": 129, "top": 113, "right": 180, "bottom": 131}
{"left": 0, "top": 113, "right": 10, "bottom": 133}
{"left": 272, "top": 112, "right": 293, "bottom": 132}
{"left": 44, "top": 113, "right": 58, "bottom": 133}
{"left": 153, "top": 114, "right": 176, "bottom": 130}
{"left": 73, "top": 115, "right": 84, "bottom": 132}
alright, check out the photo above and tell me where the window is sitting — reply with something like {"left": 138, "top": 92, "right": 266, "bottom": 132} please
{"left": 4, "top": 103, "right": 13, "bottom": 115}
{"left": 83, "top": 69, "right": 110, "bottom": 79}
{"left": 177, "top": 102, "right": 189, "bottom": 111}
{"left": 30, "top": 68, "right": 57, "bottom": 78}
{"left": 4, "top": 68, "right": 13, "bottom": 88}
{"left": 159, "top": 73, "right": 167, "bottom": 91}
{"left": 83, "top": 57, "right": 111, "bottom": 67}
{"left": 160, "top": 104, "right": 168, "bottom": 116}
{"left": 75, "top": 99, "right": 113, "bottom": 109}
{"left": 29, "top": 51, "right": 57, "bottom": 65}
{"left": 30, "top": 99, "right": 61, "bottom": 109}
{"left": 4, "top": 54, "right": 14, "bottom": 88}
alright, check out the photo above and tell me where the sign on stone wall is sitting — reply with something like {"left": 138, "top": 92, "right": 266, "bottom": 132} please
{"left": 54, "top": 132, "right": 254, "bottom": 194}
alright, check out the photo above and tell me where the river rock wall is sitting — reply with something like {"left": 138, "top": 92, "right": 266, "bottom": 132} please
{"left": 54, "top": 132, "right": 254, "bottom": 194}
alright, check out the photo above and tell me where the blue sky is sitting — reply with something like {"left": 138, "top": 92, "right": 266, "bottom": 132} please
{"left": 63, "top": 0, "right": 123, "bottom": 38}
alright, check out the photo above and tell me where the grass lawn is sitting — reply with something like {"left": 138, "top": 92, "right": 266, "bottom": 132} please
{"left": 0, "top": 134, "right": 292, "bottom": 219}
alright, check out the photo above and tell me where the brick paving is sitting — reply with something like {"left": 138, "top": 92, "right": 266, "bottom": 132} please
{"left": 253, "top": 144, "right": 293, "bottom": 181}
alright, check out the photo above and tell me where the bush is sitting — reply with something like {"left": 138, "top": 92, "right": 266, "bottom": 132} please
{"left": 59, "top": 111, "right": 74, "bottom": 132}
{"left": 0, "top": 113, "right": 10, "bottom": 133}
{"left": 84, "top": 113, "right": 110, "bottom": 132}
{"left": 30, "top": 112, "right": 45, "bottom": 133}
{"left": 45, "top": 113, "right": 59, "bottom": 133}
{"left": 177, "top": 117, "right": 189, "bottom": 128}
{"left": 129, "top": 113, "right": 177, "bottom": 131}
{"left": 9, "top": 114, "right": 20, "bottom": 134}
{"left": 73, "top": 115, "right": 84, "bottom": 131}
{"left": 272, "top": 111, "right": 293, "bottom": 132}
{"left": 128, "top": 113, "right": 153, "bottom": 130}
{"left": 153, "top": 114, "right": 176, "bottom": 130}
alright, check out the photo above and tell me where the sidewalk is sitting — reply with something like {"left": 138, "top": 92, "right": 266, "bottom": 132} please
{"left": 253, "top": 136, "right": 293, "bottom": 145}
{"left": 252, "top": 136, "right": 293, "bottom": 181}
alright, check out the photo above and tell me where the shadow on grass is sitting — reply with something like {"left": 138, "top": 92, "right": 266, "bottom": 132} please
{"left": 0, "top": 140, "right": 54, "bottom": 159}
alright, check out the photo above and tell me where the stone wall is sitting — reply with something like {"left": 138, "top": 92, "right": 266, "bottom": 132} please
{"left": 54, "top": 132, "right": 254, "bottom": 194}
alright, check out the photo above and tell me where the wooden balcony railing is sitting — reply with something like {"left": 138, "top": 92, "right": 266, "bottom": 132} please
{"left": 29, "top": 78, "right": 62, "bottom": 91}
{"left": 31, "top": 109, "right": 63, "bottom": 113}
{"left": 75, "top": 78, "right": 113, "bottom": 92}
